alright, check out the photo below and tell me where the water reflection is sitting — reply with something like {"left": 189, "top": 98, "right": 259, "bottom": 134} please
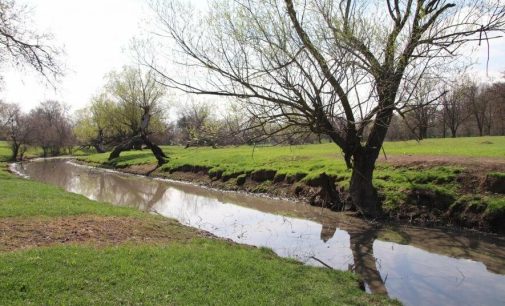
{"left": 15, "top": 159, "right": 505, "bottom": 306}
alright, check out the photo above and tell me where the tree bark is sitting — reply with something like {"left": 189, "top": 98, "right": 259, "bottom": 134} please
{"left": 108, "top": 136, "right": 139, "bottom": 160}
{"left": 450, "top": 127, "right": 457, "bottom": 138}
{"left": 93, "top": 129, "right": 106, "bottom": 153}
{"left": 141, "top": 134, "right": 167, "bottom": 166}
{"left": 349, "top": 150, "right": 381, "bottom": 218}
{"left": 10, "top": 142, "right": 19, "bottom": 161}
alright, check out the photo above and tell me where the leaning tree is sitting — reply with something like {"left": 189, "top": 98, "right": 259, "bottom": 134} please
{"left": 107, "top": 67, "right": 169, "bottom": 165}
{"left": 143, "top": 0, "right": 505, "bottom": 217}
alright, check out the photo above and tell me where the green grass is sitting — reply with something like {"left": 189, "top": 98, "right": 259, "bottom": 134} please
{"left": 80, "top": 137, "right": 505, "bottom": 179}
{"left": 382, "top": 136, "right": 505, "bottom": 158}
{"left": 0, "top": 141, "right": 12, "bottom": 161}
{"left": 0, "top": 242, "right": 392, "bottom": 305}
{"left": 0, "top": 141, "right": 394, "bottom": 305}
{"left": 81, "top": 136, "right": 505, "bottom": 170}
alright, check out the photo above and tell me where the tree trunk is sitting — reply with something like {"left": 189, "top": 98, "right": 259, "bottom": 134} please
{"left": 94, "top": 129, "right": 106, "bottom": 153}
{"left": 108, "top": 109, "right": 168, "bottom": 166}
{"left": 142, "top": 134, "right": 168, "bottom": 166}
{"left": 450, "top": 128, "right": 457, "bottom": 138}
{"left": 10, "top": 142, "right": 19, "bottom": 161}
{"left": 349, "top": 151, "right": 381, "bottom": 218}
{"left": 418, "top": 126, "right": 427, "bottom": 140}
{"left": 93, "top": 143, "right": 106, "bottom": 153}
{"left": 108, "top": 136, "right": 139, "bottom": 160}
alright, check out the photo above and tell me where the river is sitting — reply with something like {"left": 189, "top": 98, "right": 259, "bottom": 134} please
{"left": 11, "top": 159, "right": 505, "bottom": 306}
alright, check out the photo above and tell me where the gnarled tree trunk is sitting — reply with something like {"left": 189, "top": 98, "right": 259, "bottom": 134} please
{"left": 108, "top": 108, "right": 168, "bottom": 166}
{"left": 93, "top": 129, "right": 106, "bottom": 153}
{"left": 10, "top": 141, "right": 20, "bottom": 161}
{"left": 349, "top": 150, "right": 381, "bottom": 218}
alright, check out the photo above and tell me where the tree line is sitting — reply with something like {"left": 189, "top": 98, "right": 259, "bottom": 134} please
{"left": 2, "top": 70, "right": 504, "bottom": 163}
{"left": 388, "top": 75, "right": 505, "bottom": 140}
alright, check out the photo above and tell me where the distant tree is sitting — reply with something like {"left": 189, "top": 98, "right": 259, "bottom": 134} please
{"left": 107, "top": 67, "right": 169, "bottom": 165}
{"left": 74, "top": 94, "right": 118, "bottom": 153}
{"left": 441, "top": 83, "right": 470, "bottom": 138}
{"left": 401, "top": 80, "right": 440, "bottom": 140}
{"left": 0, "top": 0, "right": 61, "bottom": 81}
{"left": 463, "top": 79, "right": 490, "bottom": 136}
{"left": 0, "top": 102, "right": 31, "bottom": 160}
{"left": 29, "top": 100, "right": 74, "bottom": 156}
{"left": 176, "top": 101, "right": 223, "bottom": 148}
{"left": 489, "top": 80, "right": 505, "bottom": 135}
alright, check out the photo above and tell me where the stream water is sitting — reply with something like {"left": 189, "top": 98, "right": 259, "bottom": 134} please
{"left": 12, "top": 159, "right": 505, "bottom": 306}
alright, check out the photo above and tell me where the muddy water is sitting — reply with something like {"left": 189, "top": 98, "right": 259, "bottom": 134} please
{"left": 13, "top": 159, "right": 505, "bottom": 306}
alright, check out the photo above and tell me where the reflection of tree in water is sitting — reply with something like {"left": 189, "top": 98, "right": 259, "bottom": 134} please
{"left": 145, "top": 183, "right": 169, "bottom": 211}
{"left": 319, "top": 220, "right": 388, "bottom": 295}
{"left": 320, "top": 222, "right": 337, "bottom": 243}
{"left": 349, "top": 228, "right": 388, "bottom": 295}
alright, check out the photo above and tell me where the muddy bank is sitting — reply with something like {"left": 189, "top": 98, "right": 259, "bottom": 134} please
{"left": 76, "top": 160, "right": 505, "bottom": 234}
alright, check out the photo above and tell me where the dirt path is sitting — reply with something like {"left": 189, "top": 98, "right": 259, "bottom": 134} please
{"left": 378, "top": 155, "right": 505, "bottom": 173}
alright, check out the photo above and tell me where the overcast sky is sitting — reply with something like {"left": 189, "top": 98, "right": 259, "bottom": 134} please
{"left": 1, "top": 0, "right": 504, "bottom": 112}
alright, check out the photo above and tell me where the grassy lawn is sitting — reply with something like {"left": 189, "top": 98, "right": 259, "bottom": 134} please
{"left": 0, "top": 141, "right": 393, "bottom": 305}
{"left": 382, "top": 136, "right": 505, "bottom": 157}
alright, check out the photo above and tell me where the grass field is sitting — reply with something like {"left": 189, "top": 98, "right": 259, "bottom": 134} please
{"left": 382, "top": 136, "right": 505, "bottom": 157}
{"left": 0, "top": 141, "right": 393, "bottom": 305}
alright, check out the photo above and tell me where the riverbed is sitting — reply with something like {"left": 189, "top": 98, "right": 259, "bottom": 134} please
{"left": 11, "top": 159, "right": 505, "bottom": 306}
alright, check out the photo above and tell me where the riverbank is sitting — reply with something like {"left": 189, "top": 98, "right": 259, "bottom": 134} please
{"left": 0, "top": 146, "right": 395, "bottom": 304}
{"left": 78, "top": 137, "right": 505, "bottom": 233}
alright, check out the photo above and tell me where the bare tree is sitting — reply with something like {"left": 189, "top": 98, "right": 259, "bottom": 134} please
{"left": 0, "top": 0, "right": 62, "bottom": 81}
{"left": 440, "top": 82, "right": 471, "bottom": 138}
{"left": 401, "top": 80, "right": 439, "bottom": 140}
{"left": 0, "top": 102, "right": 31, "bottom": 160}
{"left": 143, "top": 0, "right": 505, "bottom": 217}
{"left": 462, "top": 79, "right": 490, "bottom": 136}
{"left": 29, "top": 100, "right": 74, "bottom": 157}
{"left": 107, "top": 67, "right": 169, "bottom": 165}
{"left": 489, "top": 79, "right": 505, "bottom": 135}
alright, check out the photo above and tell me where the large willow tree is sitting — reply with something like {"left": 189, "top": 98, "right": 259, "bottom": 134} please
{"left": 142, "top": 0, "right": 505, "bottom": 217}
{"left": 106, "top": 67, "right": 169, "bottom": 165}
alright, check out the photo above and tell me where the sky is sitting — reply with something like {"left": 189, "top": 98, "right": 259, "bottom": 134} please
{"left": 0, "top": 0, "right": 504, "bottom": 113}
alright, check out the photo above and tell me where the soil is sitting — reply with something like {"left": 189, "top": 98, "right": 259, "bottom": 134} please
{"left": 0, "top": 215, "right": 214, "bottom": 251}
{"left": 378, "top": 155, "right": 505, "bottom": 173}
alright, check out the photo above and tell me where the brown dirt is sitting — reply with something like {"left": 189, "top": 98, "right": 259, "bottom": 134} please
{"left": 378, "top": 155, "right": 505, "bottom": 173}
{"left": 0, "top": 215, "right": 213, "bottom": 252}
{"left": 121, "top": 164, "right": 159, "bottom": 175}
